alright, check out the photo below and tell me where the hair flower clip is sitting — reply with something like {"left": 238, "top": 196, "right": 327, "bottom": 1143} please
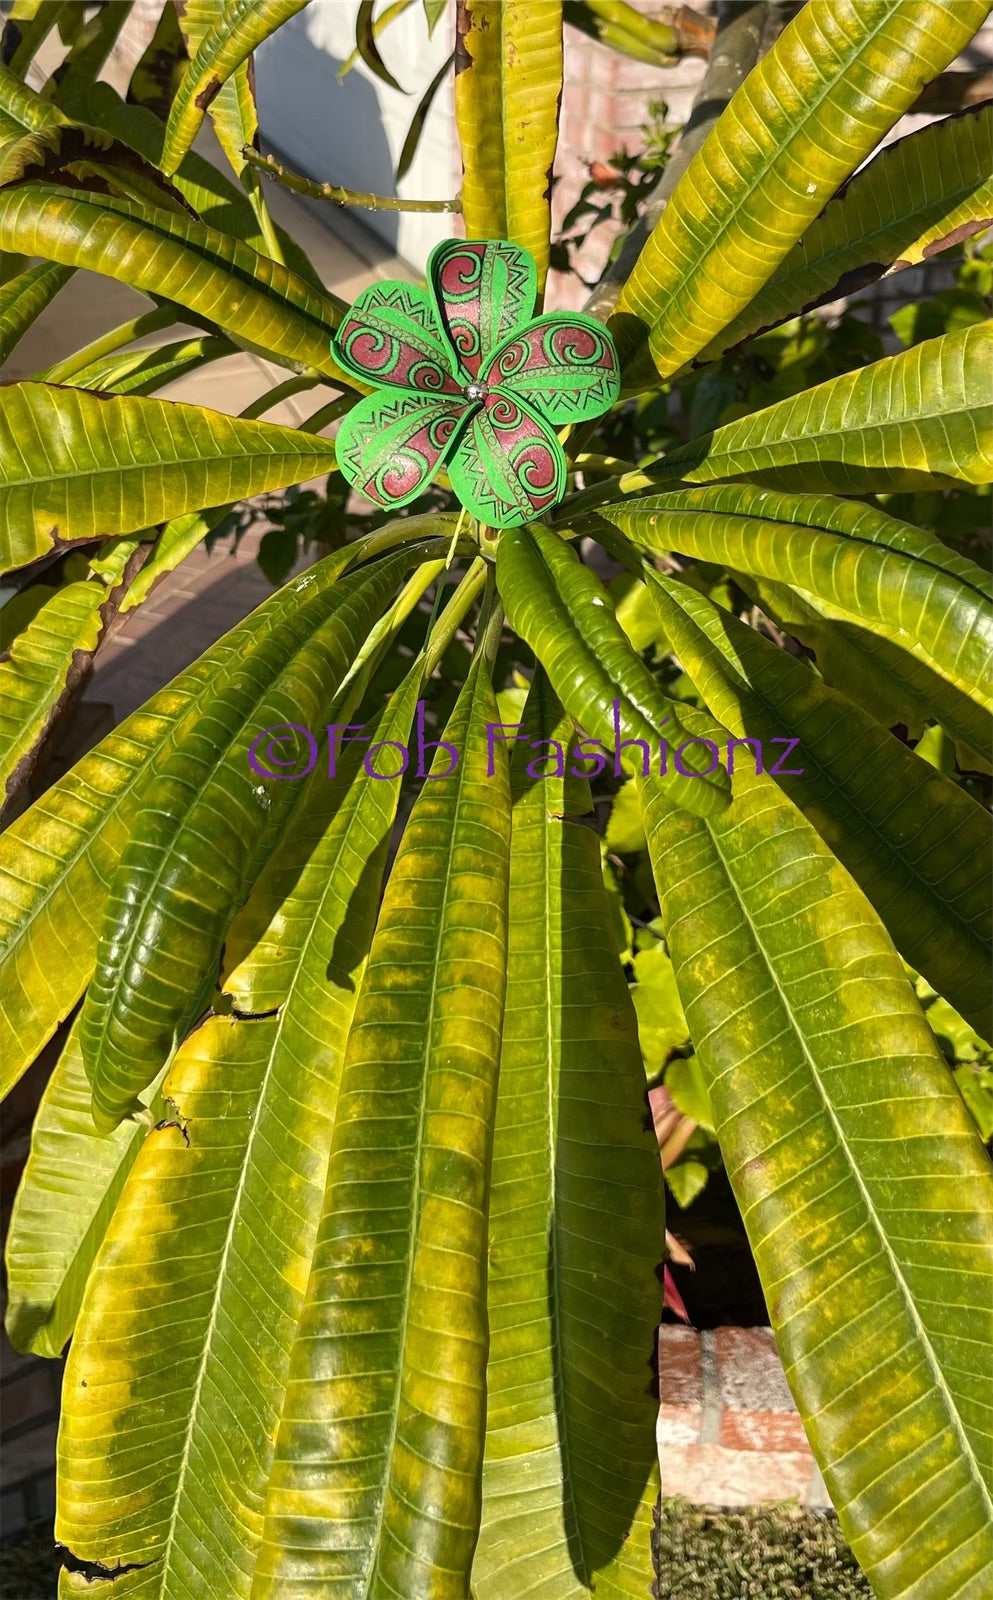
{"left": 331, "top": 238, "right": 620, "bottom": 528}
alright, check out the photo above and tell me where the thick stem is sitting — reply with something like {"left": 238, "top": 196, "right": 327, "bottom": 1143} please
{"left": 297, "top": 393, "right": 358, "bottom": 434}
{"left": 243, "top": 147, "right": 462, "bottom": 214}
{"left": 38, "top": 305, "right": 178, "bottom": 384}
{"left": 238, "top": 375, "right": 322, "bottom": 421}
{"left": 338, "top": 558, "right": 446, "bottom": 707}
{"left": 585, "top": 0, "right": 679, "bottom": 58}
{"left": 424, "top": 557, "right": 488, "bottom": 675}
{"left": 244, "top": 167, "right": 288, "bottom": 267}
{"left": 583, "top": 1, "right": 797, "bottom": 324}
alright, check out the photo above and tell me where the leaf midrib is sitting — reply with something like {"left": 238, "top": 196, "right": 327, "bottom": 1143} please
{"left": 541, "top": 783, "right": 586, "bottom": 1587}
{"left": 363, "top": 673, "right": 479, "bottom": 1593}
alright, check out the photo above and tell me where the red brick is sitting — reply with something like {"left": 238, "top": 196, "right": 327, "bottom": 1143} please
{"left": 719, "top": 1408, "right": 810, "bottom": 1454}
{"left": 658, "top": 1403, "right": 702, "bottom": 1449}
{"left": 658, "top": 1325, "right": 703, "bottom": 1408}
{"left": 663, "top": 1444, "right": 813, "bottom": 1508}
{"left": 712, "top": 1326, "right": 797, "bottom": 1415}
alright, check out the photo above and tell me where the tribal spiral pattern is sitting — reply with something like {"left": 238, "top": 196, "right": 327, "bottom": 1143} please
{"left": 331, "top": 239, "right": 620, "bottom": 528}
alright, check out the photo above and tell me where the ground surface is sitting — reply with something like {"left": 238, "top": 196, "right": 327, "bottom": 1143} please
{"left": 655, "top": 1502, "right": 873, "bottom": 1598}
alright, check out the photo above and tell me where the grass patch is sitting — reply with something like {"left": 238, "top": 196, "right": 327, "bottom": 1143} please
{"left": 654, "top": 1500, "right": 873, "bottom": 1598}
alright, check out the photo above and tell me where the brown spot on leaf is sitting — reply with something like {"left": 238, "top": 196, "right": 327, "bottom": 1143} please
{"left": 195, "top": 76, "right": 222, "bottom": 111}
{"left": 454, "top": 0, "right": 473, "bottom": 74}
{"left": 923, "top": 218, "right": 993, "bottom": 257}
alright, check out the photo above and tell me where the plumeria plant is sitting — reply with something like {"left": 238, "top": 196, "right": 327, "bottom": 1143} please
{"left": 0, "top": 3, "right": 991, "bottom": 1599}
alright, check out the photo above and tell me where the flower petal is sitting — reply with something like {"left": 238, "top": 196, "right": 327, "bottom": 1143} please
{"left": 331, "top": 282, "right": 464, "bottom": 395}
{"left": 335, "top": 391, "right": 468, "bottom": 509}
{"left": 482, "top": 313, "right": 621, "bottom": 425}
{"left": 427, "top": 240, "right": 537, "bottom": 379}
{"left": 447, "top": 392, "right": 566, "bottom": 528}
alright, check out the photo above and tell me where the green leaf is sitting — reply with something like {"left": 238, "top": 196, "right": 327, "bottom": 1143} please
{"left": 472, "top": 675, "right": 662, "bottom": 1599}
{"left": 0, "top": 540, "right": 359, "bottom": 1101}
{"left": 3, "top": 1015, "right": 165, "bottom": 1359}
{"left": 49, "top": 0, "right": 127, "bottom": 97}
{"left": 453, "top": 0, "right": 563, "bottom": 293}
{"left": 0, "top": 383, "right": 336, "bottom": 572}
{"left": 954, "top": 1063, "right": 993, "bottom": 1144}
{"left": 174, "top": 0, "right": 293, "bottom": 261}
{"left": 162, "top": 0, "right": 309, "bottom": 175}
{"left": 0, "top": 538, "right": 139, "bottom": 812}
{"left": 252, "top": 651, "right": 511, "bottom": 1599}
{"left": 119, "top": 506, "right": 232, "bottom": 614}
{"left": 81, "top": 553, "right": 412, "bottom": 1131}
{"left": 0, "top": 58, "right": 64, "bottom": 136}
{"left": 56, "top": 80, "right": 323, "bottom": 285}
{"left": 0, "top": 58, "right": 66, "bottom": 180}
{"left": 631, "top": 938, "right": 689, "bottom": 1071}
{"left": 0, "top": 1, "right": 67, "bottom": 79}
{"left": 354, "top": 0, "right": 407, "bottom": 92}
{"left": 0, "top": 185, "right": 349, "bottom": 383}
{"left": 702, "top": 105, "right": 993, "bottom": 359}
{"left": 397, "top": 49, "right": 454, "bottom": 182}
{"left": 424, "top": 0, "right": 447, "bottom": 36}
{"left": 644, "top": 570, "right": 993, "bottom": 1040}
{"left": 648, "top": 324, "right": 993, "bottom": 493}
{"left": 595, "top": 481, "right": 993, "bottom": 714}
{"left": 56, "top": 666, "right": 427, "bottom": 1596}
{"left": 126, "top": 0, "right": 188, "bottom": 121}
{"left": 496, "top": 520, "right": 731, "bottom": 818}
{"left": 643, "top": 760, "right": 993, "bottom": 1600}
{"left": 604, "top": 778, "right": 646, "bottom": 853}
{"left": 338, "top": 0, "right": 417, "bottom": 83}
{"left": 0, "top": 259, "right": 73, "bottom": 367}
{"left": 614, "top": 0, "right": 991, "bottom": 376}
{"left": 665, "top": 1056, "right": 713, "bottom": 1132}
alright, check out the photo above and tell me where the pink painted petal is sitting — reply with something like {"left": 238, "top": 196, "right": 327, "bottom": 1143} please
{"left": 334, "top": 391, "right": 468, "bottom": 510}
{"left": 427, "top": 239, "right": 537, "bottom": 379}
{"left": 481, "top": 312, "right": 621, "bottom": 425}
{"left": 447, "top": 392, "right": 565, "bottom": 529}
{"left": 332, "top": 282, "right": 464, "bottom": 395}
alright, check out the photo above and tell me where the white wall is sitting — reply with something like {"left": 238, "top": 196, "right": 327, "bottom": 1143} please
{"left": 256, "top": 0, "right": 460, "bottom": 272}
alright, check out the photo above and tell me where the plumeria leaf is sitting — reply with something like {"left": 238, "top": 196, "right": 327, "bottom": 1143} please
{"left": 483, "top": 311, "right": 621, "bottom": 425}
{"left": 427, "top": 239, "right": 537, "bottom": 378}
{"left": 448, "top": 393, "right": 566, "bottom": 527}
{"left": 334, "top": 390, "right": 467, "bottom": 509}
{"left": 332, "top": 280, "right": 463, "bottom": 395}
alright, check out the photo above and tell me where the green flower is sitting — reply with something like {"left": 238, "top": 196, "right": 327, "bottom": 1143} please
{"left": 331, "top": 238, "right": 620, "bottom": 529}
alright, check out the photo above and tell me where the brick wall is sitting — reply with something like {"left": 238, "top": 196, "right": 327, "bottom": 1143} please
{"left": 659, "top": 1326, "right": 831, "bottom": 1508}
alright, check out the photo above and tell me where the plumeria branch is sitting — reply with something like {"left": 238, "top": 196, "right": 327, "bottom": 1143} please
{"left": 242, "top": 147, "right": 463, "bottom": 214}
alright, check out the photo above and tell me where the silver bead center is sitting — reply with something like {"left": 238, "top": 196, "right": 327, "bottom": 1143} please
{"left": 464, "top": 381, "right": 487, "bottom": 401}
